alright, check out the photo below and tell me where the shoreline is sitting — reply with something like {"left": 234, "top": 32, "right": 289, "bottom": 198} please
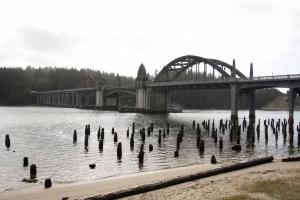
{"left": 1, "top": 157, "right": 299, "bottom": 200}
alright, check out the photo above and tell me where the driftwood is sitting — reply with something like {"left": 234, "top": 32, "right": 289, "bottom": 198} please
{"left": 84, "top": 156, "right": 273, "bottom": 200}
{"left": 282, "top": 156, "right": 300, "bottom": 162}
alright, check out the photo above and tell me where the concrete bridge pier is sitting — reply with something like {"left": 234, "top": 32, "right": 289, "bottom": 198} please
{"left": 76, "top": 92, "right": 81, "bottom": 107}
{"left": 230, "top": 84, "right": 239, "bottom": 133}
{"left": 248, "top": 63, "right": 256, "bottom": 124}
{"left": 96, "top": 89, "right": 105, "bottom": 108}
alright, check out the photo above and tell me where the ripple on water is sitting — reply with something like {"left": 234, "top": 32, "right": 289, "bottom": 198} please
{"left": 0, "top": 106, "right": 299, "bottom": 192}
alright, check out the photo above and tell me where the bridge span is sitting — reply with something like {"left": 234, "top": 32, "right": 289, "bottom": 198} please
{"left": 34, "top": 55, "right": 300, "bottom": 128}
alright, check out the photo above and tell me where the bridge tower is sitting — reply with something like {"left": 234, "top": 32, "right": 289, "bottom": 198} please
{"left": 248, "top": 63, "right": 256, "bottom": 123}
{"left": 230, "top": 59, "right": 239, "bottom": 131}
{"left": 136, "top": 63, "right": 149, "bottom": 111}
{"left": 135, "top": 63, "right": 171, "bottom": 112}
{"left": 95, "top": 74, "right": 107, "bottom": 108}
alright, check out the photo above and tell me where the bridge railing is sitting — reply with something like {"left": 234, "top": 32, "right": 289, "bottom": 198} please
{"left": 236, "top": 74, "right": 300, "bottom": 82}
{"left": 148, "top": 73, "right": 300, "bottom": 87}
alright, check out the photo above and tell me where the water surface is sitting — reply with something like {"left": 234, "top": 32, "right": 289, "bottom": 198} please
{"left": 0, "top": 106, "right": 299, "bottom": 192}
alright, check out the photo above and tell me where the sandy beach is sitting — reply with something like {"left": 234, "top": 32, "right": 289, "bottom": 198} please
{"left": 1, "top": 158, "right": 299, "bottom": 200}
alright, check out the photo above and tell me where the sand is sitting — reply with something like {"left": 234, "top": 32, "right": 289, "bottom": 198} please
{"left": 1, "top": 159, "right": 299, "bottom": 200}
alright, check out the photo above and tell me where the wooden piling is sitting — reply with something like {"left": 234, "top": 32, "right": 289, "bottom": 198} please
{"left": 219, "top": 137, "right": 223, "bottom": 149}
{"left": 97, "top": 126, "right": 101, "bottom": 140}
{"left": 23, "top": 157, "right": 29, "bottom": 167}
{"left": 199, "top": 140, "right": 204, "bottom": 152}
{"left": 130, "top": 135, "right": 134, "bottom": 150}
{"left": 99, "top": 139, "right": 103, "bottom": 151}
{"left": 44, "top": 178, "right": 52, "bottom": 188}
{"left": 158, "top": 130, "right": 162, "bottom": 145}
{"left": 211, "top": 155, "right": 217, "bottom": 164}
{"left": 73, "top": 130, "right": 77, "bottom": 143}
{"left": 149, "top": 144, "right": 153, "bottom": 152}
{"left": 84, "top": 135, "right": 89, "bottom": 148}
{"left": 30, "top": 164, "right": 37, "bottom": 179}
{"left": 174, "top": 150, "right": 179, "bottom": 157}
{"left": 114, "top": 133, "right": 118, "bottom": 143}
{"left": 117, "top": 142, "right": 122, "bottom": 159}
{"left": 5, "top": 134, "right": 10, "bottom": 148}
{"left": 101, "top": 128, "right": 105, "bottom": 139}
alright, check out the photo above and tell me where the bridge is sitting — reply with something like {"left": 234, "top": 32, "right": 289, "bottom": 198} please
{"left": 34, "top": 55, "right": 300, "bottom": 127}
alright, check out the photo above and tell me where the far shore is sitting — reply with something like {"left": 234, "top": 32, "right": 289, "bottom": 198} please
{"left": 1, "top": 157, "right": 299, "bottom": 200}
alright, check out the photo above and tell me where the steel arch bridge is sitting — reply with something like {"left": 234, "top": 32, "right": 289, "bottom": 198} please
{"left": 153, "top": 55, "right": 246, "bottom": 82}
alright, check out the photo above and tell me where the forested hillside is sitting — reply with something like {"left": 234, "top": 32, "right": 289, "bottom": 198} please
{"left": 0, "top": 66, "right": 283, "bottom": 109}
{"left": 0, "top": 67, "right": 134, "bottom": 105}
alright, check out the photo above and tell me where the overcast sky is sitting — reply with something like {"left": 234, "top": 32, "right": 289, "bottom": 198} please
{"left": 0, "top": 0, "right": 299, "bottom": 78}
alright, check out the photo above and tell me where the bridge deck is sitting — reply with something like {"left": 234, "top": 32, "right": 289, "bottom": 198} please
{"left": 147, "top": 74, "right": 300, "bottom": 89}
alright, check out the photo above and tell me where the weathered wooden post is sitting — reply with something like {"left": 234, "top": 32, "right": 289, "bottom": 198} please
{"left": 114, "top": 132, "right": 118, "bottom": 143}
{"left": 84, "top": 135, "right": 88, "bottom": 148}
{"left": 150, "top": 123, "right": 154, "bottom": 133}
{"left": 23, "top": 157, "right": 29, "bottom": 167}
{"left": 199, "top": 140, "right": 204, "bottom": 152}
{"left": 127, "top": 127, "right": 130, "bottom": 138}
{"left": 174, "top": 150, "right": 179, "bottom": 157}
{"left": 99, "top": 139, "right": 103, "bottom": 151}
{"left": 214, "top": 129, "right": 218, "bottom": 144}
{"left": 181, "top": 124, "right": 184, "bottom": 136}
{"left": 30, "top": 164, "right": 37, "bottom": 179}
{"left": 132, "top": 122, "right": 135, "bottom": 134}
{"left": 265, "top": 125, "right": 268, "bottom": 144}
{"left": 167, "top": 123, "right": 170, "bottom": 134}
{"left": 45, "top": 178, "right": 52, "bottom": 188}
{"left": 5, "top": 134, "right": 10, "bottom": 148}
{"left": 89, "top": 164, "right": 96, "bottom": 169}
{"left": 97, "top": 126, "right": 101, "bottom": 140}
{"left": 147, "top": 126, "right": 151, "bottom": 137}
{"left": 130, "top": 134, "right": 134, "bottom": 150}
{"left": 149, "top": 144, "right": 153, "bottom": 152}
{"left": 212, "top": 120, "right": 215, "bottom": 135}
{"left": 211, "top": 155, "right": 217, "bottom": 164}
{"left": 73, "top": 130, "right": 77, "bottom": 143}
{"left": 163, "top": 129, "right": 166, "bottom": 138}
{"left": 117, "top": 142, "right": 122, "bottom": 159}
{"left": 141, "top": 128, "right": 145, "bottom": 142}
{"left": 101, "top": 128, "right": 105, "bottom": 139}
{"left": 196, "top": 126, "right": 201, "bottom": 135}
{"left": 112, "top": 128, "right": 115, "bottom": 134}
{"left": 192, "top": 120, "right": 195, "bottom": 129}
{"left": 158, "top": 130, "right": 162, "bottom": 145}
{"left": 138, "top": 144, "right": 144, "bottom": 164}
{"left": 219, "top": 137, "right": 223, "bottom": 149}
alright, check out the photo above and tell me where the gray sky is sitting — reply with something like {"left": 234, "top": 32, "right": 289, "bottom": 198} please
{"left": 0, "top": 0, "right": 299, "bottom": 78}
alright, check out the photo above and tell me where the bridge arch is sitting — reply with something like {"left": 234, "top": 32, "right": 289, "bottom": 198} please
{"left": 153, "top": 55, "right": 246, "bottom": 82}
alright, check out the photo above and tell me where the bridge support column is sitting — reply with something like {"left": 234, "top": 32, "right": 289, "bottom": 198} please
{"left": 96, "top": 89, "right": 105, "bottom": 108}
{"left": 230, "top": 84, "right": 239, "bottom": 133}
{"left": 136, "top": 88, "right": 148, "bottom": 111}
{"left": 248, "top": 90, "right": 256, "bottom": 123}
{"left": 288, "top": 88, "right": 296, "bottom": 131}
{"left": 76, "top": 92, "right": 81, "bottom": 107}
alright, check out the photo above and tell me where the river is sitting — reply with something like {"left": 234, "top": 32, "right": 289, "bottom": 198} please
{"left": 0, "top": 106, "right": 299, "bottom": 193}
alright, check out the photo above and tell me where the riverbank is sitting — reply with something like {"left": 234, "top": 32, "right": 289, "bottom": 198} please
{"left": 1, "top": 158, "right": 299, "bottom": 200}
